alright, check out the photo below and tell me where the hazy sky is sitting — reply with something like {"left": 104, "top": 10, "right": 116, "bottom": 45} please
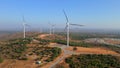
{"left": 0, "top": 0, "right": 120, "bottom": 31}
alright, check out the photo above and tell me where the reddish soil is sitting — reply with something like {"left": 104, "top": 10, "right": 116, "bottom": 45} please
{"left": 38, "top": 34, "right": 50, "bottom": 39}
{"left": 104, "top": 39, "right": 120, "bottom": 45}
{"left": 0, "top": 60, "right": 38, "bottom": 68}
{"left": 66, "top": 46, "right": 119, "bottom": 55}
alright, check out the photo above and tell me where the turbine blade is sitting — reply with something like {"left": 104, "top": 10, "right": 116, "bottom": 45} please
{"left": 70, "top": 24, "right": 84, "bottom": 26}
{"left": 22, "top": 15, "right": 30, "bottom": 27}
{"left": 63, "top": 9, "right": 69, "bottom": 23}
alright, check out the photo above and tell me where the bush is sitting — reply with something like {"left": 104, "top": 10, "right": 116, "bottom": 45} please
{"left": 73, "top": 47, "right": 77, "bottom": 51}
{"left": 0, "top": 38, "right": 29, "bottom": 60}
{"left": 19, "top": 57, "right": 28, "bottom": 60}
{"left": 53, "top": 39, "right": 92, "bottom": 47}
{"left": 34, "top": 38, "right": 50, "bottom": 45}
{"left": 0, "top": 57, "right": 3, "bottom": 63}
{"left": 65, "top": 54, "right": 120, "bottom": 68}
{"left": 46, "top": 47, "right": 61, "bottom": 62}
{"left": 53, "top": 39, "right": 67, "bottom": 45}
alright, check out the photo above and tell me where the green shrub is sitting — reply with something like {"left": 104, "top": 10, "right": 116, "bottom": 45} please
{"left": 73, "top": 47, "right": 77, "bottom": 51}
{"left": 0, "top": 57, "right": 3, "bottom": 63}
{"left": 34, "top": 38, "right": 50, "bottom": 45}
{"left": 53, "top": 39, "right": 67, "bottom": 45}
{"left": 46, "top": 47, "right": 61, "bottom": 62}
{"left": 19, "top": 57, "right": 28, "bottom": 60}
{"left": 65, "top": 54, "right": 120, "bottom": 68}
{"left": 0, "top": 38, "right": 29, "bottom": 60}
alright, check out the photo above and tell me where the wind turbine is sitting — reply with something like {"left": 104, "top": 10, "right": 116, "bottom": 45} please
{"left": 40, "top": 28, "right": 43, "bottom": 33}
{"left": 52, "top": 24, "right": 55, "bottom": 34}
{"left": 49, "top": 23, "right": 52, "bottom": 35}
{"left": 22, "top": 16, "right": 30, "bottom": 38}
{"left": 48, "top": 23, "right": 55, "bottom": 35}
{"left": 22, "top": 16, "right": 26, "bottom": 38}
{"left": 63, "top": 10, "right": 84, "bottom": 47}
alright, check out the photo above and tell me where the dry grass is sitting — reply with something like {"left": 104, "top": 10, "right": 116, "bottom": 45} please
{"left": 0, "top": 59, "right": 39, "bottom": 68}
{"left": 37, "top": 34, "right": 50, "bottom": 39}
{"left": 66, "top": 46, "right": 119, "bottom": 55}
{"left": 104, "top": 38, "right": 120, "bottom": 45}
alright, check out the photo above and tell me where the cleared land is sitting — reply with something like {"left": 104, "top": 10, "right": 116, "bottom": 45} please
{"left": 66, "top": 46, "right": 119, "bottom": 55}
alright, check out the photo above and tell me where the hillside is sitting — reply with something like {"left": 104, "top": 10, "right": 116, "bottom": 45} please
{"left": 0, "top": 33, "right": 120, "bottom": 68}
{"left": 0, "top": 32, "right": 39, "bottom": 41}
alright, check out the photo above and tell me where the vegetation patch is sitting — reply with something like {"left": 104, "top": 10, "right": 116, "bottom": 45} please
{"left": 45, "top": 47, "right": 61, "bottom": 62}
{"left": 53, "top": 39, "right": 120, "bottom": 54}
{"left": 53, "top": 39, "right": 66, "bottom": 45}
{"left": 98, "top": 44, "right": 120, "bottom": 54}
{"left": 65, "top": 54, "right": 120, "bottom": 68}
{"left": 34, "top": 38, "right": 50, "bottom": 45}
{"left": 0, "top": 38, "right": 32, "bottom": 59}
{"left": 53, "top": 39, "right": 95, "bottom": 47}
{"left": 33, "top": 47, "right": 61, "bottom": 62}
{"left": 0, "top": 57, "right": 3, "bottom": 63}
{"left": 73, "top": 47, "right": 77, "bottom": 51}
{"left": 69, "top": 32, "right": 120, "bottom": 40}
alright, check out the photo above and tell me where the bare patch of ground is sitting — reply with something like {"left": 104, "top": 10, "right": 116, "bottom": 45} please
{"left": 66, "top": 46, "right": 119, "bottom": 55}
{"left": 38, "top": 34, "right": 50, "bottom": 39}
{"left": 104, "top": 38, "right": 120, "bottom": 45}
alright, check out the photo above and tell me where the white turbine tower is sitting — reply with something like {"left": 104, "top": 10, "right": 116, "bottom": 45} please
{"left": 63, "top": 10, "right": 84, "bottom": 47}
{"left": 22, "top": 16, "right": 30, "bottom": 38}
{"left": 52, "top": 24, "right": 55, "bottom": 34}
{"left": 49, "top": 23, "right": 52, "bottom": 35}
{"left": 49, "top": 23, "right": 55, "bottom": 35}
{"left": 40, "top": 28, "right": 43, "bottom": 33}
{"left": 22, "top": 16, "right": 26, "bottom": 38}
